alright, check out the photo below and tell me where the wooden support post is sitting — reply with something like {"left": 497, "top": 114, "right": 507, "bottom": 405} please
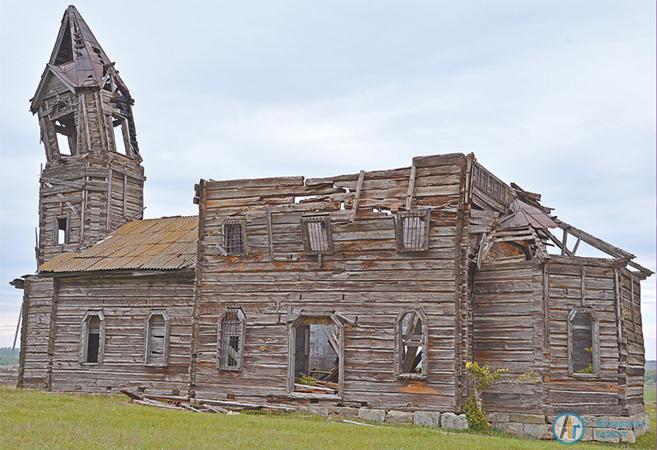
{"left": 266, "top": 209, "right": 274, "bottom": 258}
{"left": 405, "top": 164, "right": 416, "bottom": 210}
{"left": 106, "top": 168, "right": 112, "bottom": 231}
{"left": 561, "top": 229, "right": 568, "bottom": 256}
{"left": 571, "top": 237, "right": 581, "bottom": 255}
{"left": 543, "top": 263, "right": 550, "bottom": 349}
{"left": 122, "top": 173, "right": 128, "bottom": 217}
{"left": 580, "top": 267, "right": 586, "bottom": 306}
{"left": 614, "top": 269, "right": 623, "bottom": 345}
{"left": 349, "top": 170, "right": 365, "bottom": 222}
{"left": 9, "top": 305, "right": 22, "bottom": 364}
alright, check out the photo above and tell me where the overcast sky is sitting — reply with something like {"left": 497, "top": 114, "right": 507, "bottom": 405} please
{"left": 0, "top": 1, "right": 654, "bottom": 358}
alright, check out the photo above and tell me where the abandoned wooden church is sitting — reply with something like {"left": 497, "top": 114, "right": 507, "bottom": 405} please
{"left": 10, "top": 6, "right": 652, "bottom": 441}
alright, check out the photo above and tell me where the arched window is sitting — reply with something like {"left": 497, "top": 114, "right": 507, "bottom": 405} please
{"left": 144, "top": 312, "right": 170, "bottom": 366}
{"left": 568, "top": 308, "right": 599, "bottom": 377}
{"left": 395, "top": 308, "right": 428, "bottom": 379}
{"left": 218, "top": 308, "right": 246, "bottom": 370}
{"left": 80, "top": 311, "right": 105, "bottom": 364}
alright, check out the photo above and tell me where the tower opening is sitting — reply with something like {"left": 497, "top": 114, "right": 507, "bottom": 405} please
{"left": 112, "top": 116, "right": 129, "bottom": 156}
{"left": 53, "top": 113, "right": 77, "bottom": 155}
{"left": 54, "top": 19, "right": 74, "bottom": 65}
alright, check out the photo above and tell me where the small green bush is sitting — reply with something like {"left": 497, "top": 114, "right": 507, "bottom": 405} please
{"left": 464, "top": 394, "right": 489, "bottom": 431}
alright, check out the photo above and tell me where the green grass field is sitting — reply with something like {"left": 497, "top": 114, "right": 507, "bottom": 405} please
{"left": 0, "top": 386, "right": 654, "bottom": 449}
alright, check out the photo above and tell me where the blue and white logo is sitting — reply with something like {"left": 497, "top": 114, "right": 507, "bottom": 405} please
{"left": 552, "top": 412, "right": 585, "bottom": 444}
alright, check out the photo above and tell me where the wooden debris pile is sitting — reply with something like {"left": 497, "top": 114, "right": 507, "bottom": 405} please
{"left": 294, "top": 374, "right": 339, "bottom": 395}
{"left": 120, "top": 390, "right": 295, "bottom": 415}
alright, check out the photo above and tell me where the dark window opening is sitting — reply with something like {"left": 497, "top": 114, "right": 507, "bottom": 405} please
{"left": 569, "top": 309, "right": 597, "bottom": 375}
{"left": 223, "top": 221, "right": 246, "bottom": 256}
{"left": 301, "top": 216, "right": 333, "bottom": 255}
{"left": 54, "top": 20, "right": 74, "bottom": 65}
{"left": 54, "top": 113, "right": 77, "bottom": 155}
{"left": 56, "top": 217, "right": 68, "bottom": 244}
{"left": 219, "top": 308, "right": 245, "bottom": 370}
{"left": 396, "top": 209, "right": 431, "bottom": 252}
{"left": 86, "top": 316, "right": 100, "bottom": 363}
{"left": 146, "top": 314, "right": 167, "bottom": 366}
{"left": 396, "top": 309, "right": 428, "bottom": 379}
{"left": 291, "top": 317, "right": 341, "bottom": 396}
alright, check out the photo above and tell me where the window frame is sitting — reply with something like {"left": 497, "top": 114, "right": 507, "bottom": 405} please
{"left": 144, "top": 311, "right": 171, "bottom": 367}
{"left": 395, "top": 209, "right": 431, "bottom": 252}
{"left": 79, "top": 310, "right": 106, "bottom": 365}
{"left": 55, "top": 215, "right": 70, "bottom": 245}
{"left": 52, "top": 111, "right": 77, "bottom": 156}
{"left": 287, "top": 312, "right": 344, "bottom": 398}
{"left": 300, "top": 215, "right": 333, "bottom": 255}
{"left": 222, "top": 218, "right": 247, "bottom": 256}
{"left": 217, "top": 307, "right": 246, "bottom": 371}
{"left": 394, "top": 307, "right": 429, "bottom": 380}
{"left": 111, "top": 114, "right": 132, "bottom": 157}
{"left": 567, "top": 307, "right": 600, "bottom": 378}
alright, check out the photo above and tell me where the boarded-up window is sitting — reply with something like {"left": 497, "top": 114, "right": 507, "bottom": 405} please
{"left": 218, "top": 308, "right": 245, "bottom": 370}
{"left": 223, "top": 219, "right": 246, "bottom": 256}
{"left": 396, "top": 209, "right": 430, "bottom": 252}
{"left": 301, "top": 216, "right": 333, "bottom": 255}
{"left": 80, "top": 311, "right": 105, "bottom": 364}
{"left": 568, "top": 308, "right": 599, "bottom": 376}
{"left": 145, "top": 312, "right": 169, "bottom": 366}
{"left": 395, "top": 309, "right": 428, "bottom": 379}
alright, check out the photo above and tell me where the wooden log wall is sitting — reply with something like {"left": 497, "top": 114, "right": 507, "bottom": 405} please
{"left": 17, "top": 277, "right": 54, "bottom": 388}
{"left": 472, "top": 260, "right": 546, "bottom": 413}
{"left": 544, "top": 256, "right": 624, "bottom": 416}
{"left": 48, "top": 273, "right": 194, "bottom": 394}
{"left": 38, "top": 154, "right": 144, "bottom": 265}
{"left": 619, "top": 269, "right": 645, "bottom": 415}
{"left": 192, "top": 153, "right": 472, "bottom": 410}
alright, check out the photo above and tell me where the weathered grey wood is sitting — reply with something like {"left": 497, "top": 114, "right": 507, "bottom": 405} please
{"left": 349, "top": 170, "right": 365, "bottom": 222}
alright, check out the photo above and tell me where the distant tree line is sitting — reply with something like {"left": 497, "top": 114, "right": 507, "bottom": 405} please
{"left": 0, "top": 347, "right": 19, "bottom": 365}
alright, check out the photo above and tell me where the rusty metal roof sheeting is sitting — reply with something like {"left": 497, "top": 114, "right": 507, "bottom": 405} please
{"left": 498, "top": 199, "right": 558, "bottom": 230}
{"left": 40, "top": 216, "right": 198, "bottom": 273}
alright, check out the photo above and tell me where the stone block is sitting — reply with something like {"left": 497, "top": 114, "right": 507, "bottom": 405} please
{"left": 357, "top": 408, "right": 386, "bottom": 422}
{"left": 494, "top": 421, "right": 523, "bottom": 436}
{"left": 487, "top": 412, "right": 509, "bottom": 422}
{"left": 413, "top": 411, "right": 441, "bottom": 427}
{"left": 304, "top": 405, "right": 329, "bottom": 417}
{"left": 440, "top": 412, "right": 468, "bottom": 430}
{"left": 328, "top": 406, "right": 358, "bottom": 417}
{"left": 523, "top": 423, "right": 549, "bottom": 439}
{"left": 593, "top": 428, "right": 621, "bottom": 443}
{"left": 386, "top": 410, "right": 414, "bottom": 424}
{"left": 621, "top": 430, "right": 636, "bottom": 444}
{"left": 509, "top": 413, "right": 546, "bottom": 424}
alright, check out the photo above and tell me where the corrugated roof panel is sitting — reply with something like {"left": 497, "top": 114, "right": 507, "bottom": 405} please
{"left": 39, "top": 216, "right": 198, "bottom": 273}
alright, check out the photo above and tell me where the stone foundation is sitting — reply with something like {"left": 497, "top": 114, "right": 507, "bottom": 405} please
{"left": 488, "top": 411, "right": 650, "bottom": 443}
{"left": 298, "top": 405, "right": 469, "bottom": 429}
{"left": 296, "top": 403, "right": 649, "bottom": 443}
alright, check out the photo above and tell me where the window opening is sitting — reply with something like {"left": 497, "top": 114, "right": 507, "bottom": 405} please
{"left": 218, "top": 308, "right": 245, "bottom": 370}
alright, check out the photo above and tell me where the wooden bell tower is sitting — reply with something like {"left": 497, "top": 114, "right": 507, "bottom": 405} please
{"left": 31, "top": 6, "right": 145, "bottom": 265}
